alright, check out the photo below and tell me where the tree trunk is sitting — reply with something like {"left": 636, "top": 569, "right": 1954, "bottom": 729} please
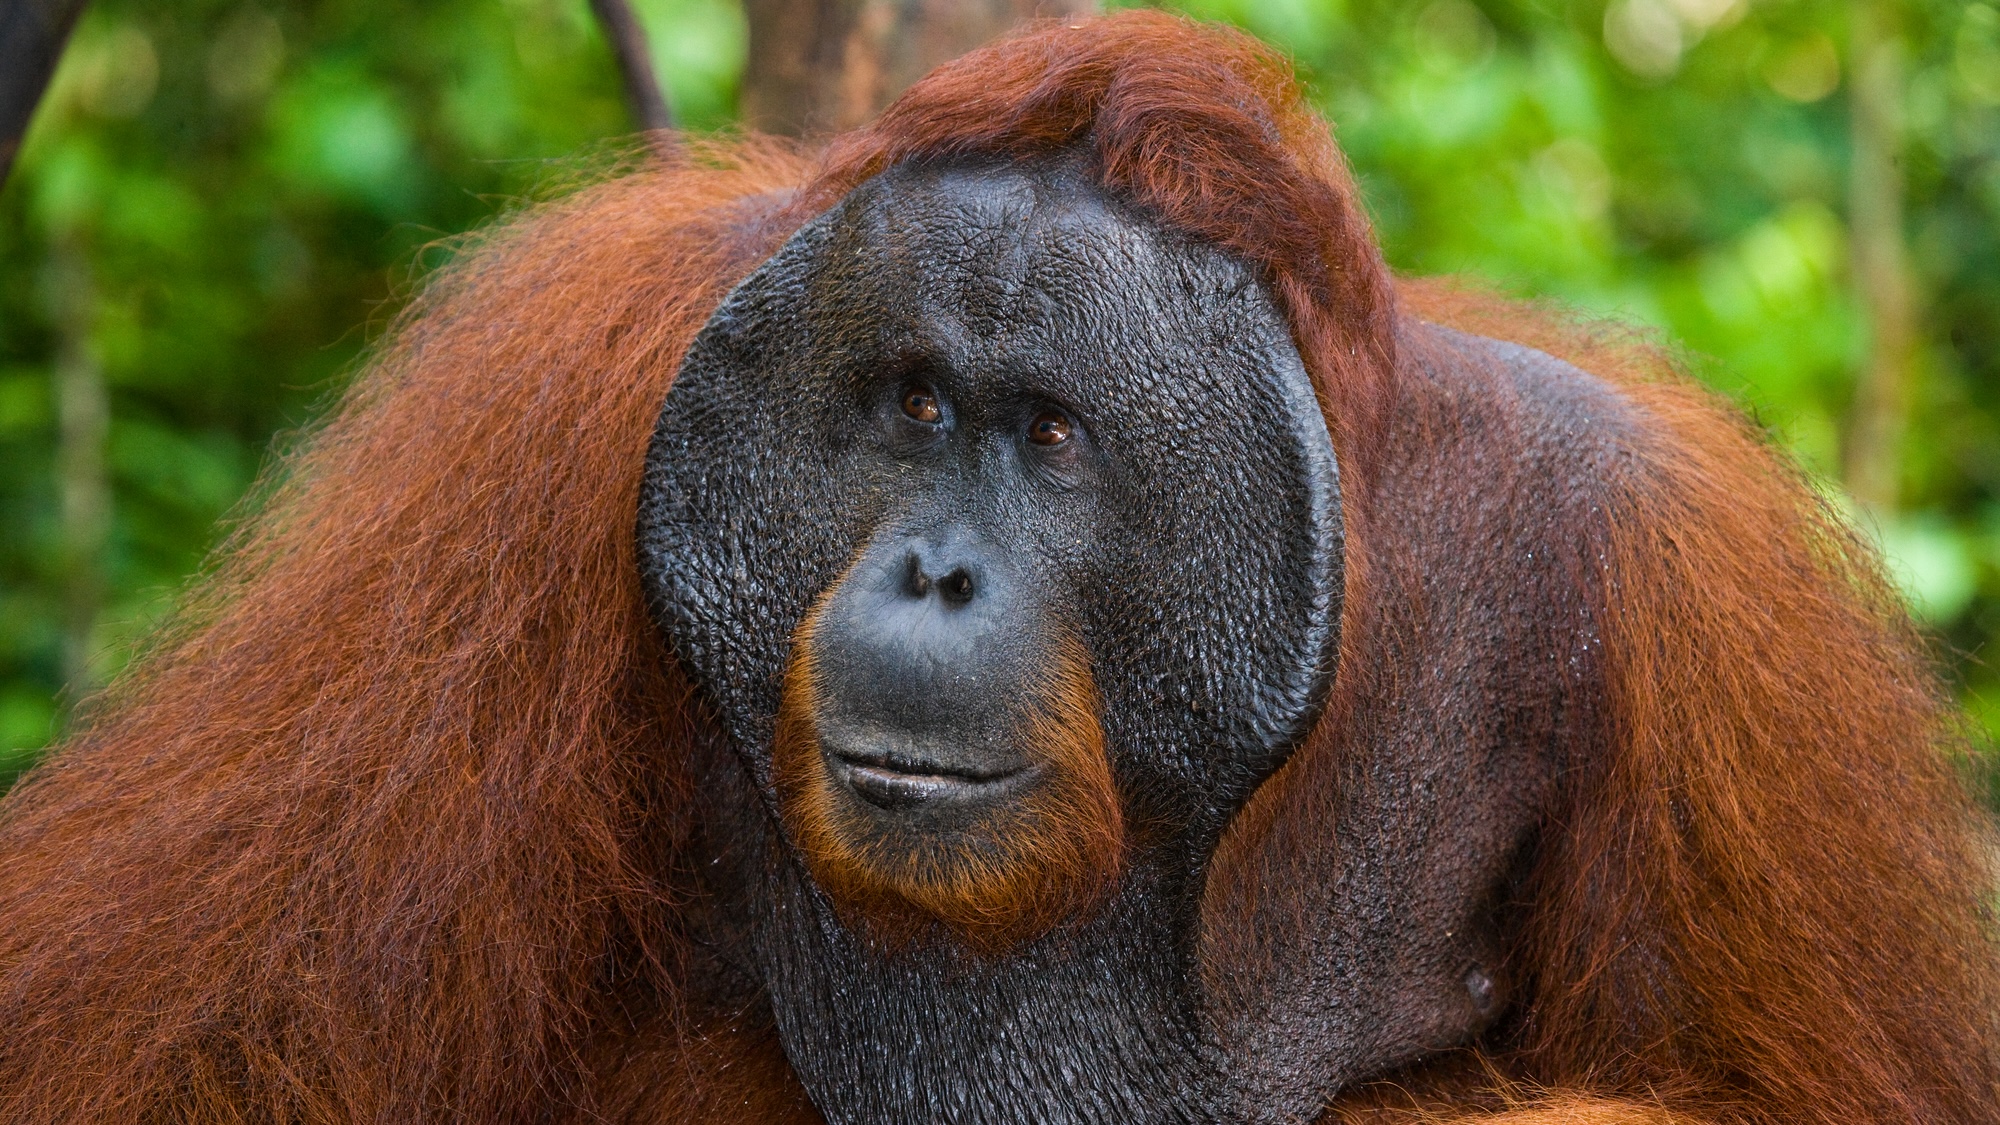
{"left": 1843, "top": 0, "right": 1915, "bottom": 512}
{"left": 0, "top": 0, "right": 90, "bottom": 184}
{"left": 740, "top": 0, "right": 1097, "bottom": 137}
{"left": 48, "top": 232, "right": 109, "bottom": 700}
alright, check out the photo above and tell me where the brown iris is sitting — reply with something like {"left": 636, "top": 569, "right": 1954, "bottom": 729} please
{"left": 901, "top": 386, "right": 942, "bottom": 424}
{"left": 1028, "top": 411, "right": 1072, "bottom": 447}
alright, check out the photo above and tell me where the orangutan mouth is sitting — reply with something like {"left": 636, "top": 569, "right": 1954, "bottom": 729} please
{"left": 828, "top": 747, "right": 1029, "bottom": 810}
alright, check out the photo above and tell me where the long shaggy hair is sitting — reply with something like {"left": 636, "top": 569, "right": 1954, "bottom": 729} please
{"left": 0, "top": 11, "right": 1993, "bottom": 1124}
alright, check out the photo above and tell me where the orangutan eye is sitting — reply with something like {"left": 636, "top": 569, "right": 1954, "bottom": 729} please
{"left": 1027, "top": 411, "right": 1072, "bottom": 447}
{"left": 901, "top": 386, "right": 942, "bottom": 424}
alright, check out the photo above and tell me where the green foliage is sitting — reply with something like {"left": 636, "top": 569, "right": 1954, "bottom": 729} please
{"left": 3, "top": 0, "right": 1996, "bottom": 787}
{"left": 0, "top": 0, "right": 743, "bottom": 782}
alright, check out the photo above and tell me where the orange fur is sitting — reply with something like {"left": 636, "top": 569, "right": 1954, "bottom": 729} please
{"left": 1204, "top": 279, "right": 2000, "bottom": 1123}
{"left": 1416, "top": 280, "right": 1999, "bottom": 1121}
{"left": 0, "top": 142, "right": 816, "bottom": 1122}
{"left": 588, "top": 1008, "right": 820, "bottom": 1125}
{"left": 1338, "top": 1099, "right": 1693, "bottom": 1125}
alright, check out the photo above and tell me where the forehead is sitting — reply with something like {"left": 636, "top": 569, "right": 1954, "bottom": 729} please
{"left": 803, "top": 162, "right": 1279, "bottom": 399}
{"left": 840, "top": 161, "right": 1178, "bottom": 285}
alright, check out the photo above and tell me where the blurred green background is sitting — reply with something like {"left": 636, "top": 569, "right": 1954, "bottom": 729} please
{"left": 2, "top": 0, "right": 1997, "bottom": 794}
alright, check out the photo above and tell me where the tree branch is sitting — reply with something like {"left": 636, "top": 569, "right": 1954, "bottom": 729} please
{"left": 741, "top": 0, "right": 1096, "bottom": 137}
{"left": 587, "top": 0, "right": 675, "bottom": 140}
{"left": 0, "top": 0, "right": 90, "bottom": 185}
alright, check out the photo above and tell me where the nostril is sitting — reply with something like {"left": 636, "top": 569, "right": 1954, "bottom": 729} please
{"left": 939, "top": 568, "right": 975, "bottom": 605}
{"left": 895, "top": 547, "right": 980, "bottom": 605}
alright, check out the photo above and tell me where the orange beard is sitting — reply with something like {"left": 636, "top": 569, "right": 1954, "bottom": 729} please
{"left": 771, "top": 609, "right": 1124, "bottom": 952}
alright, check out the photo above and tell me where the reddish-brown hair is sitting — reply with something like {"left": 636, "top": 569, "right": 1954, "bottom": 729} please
{"left": 1387, "top": 281, "right": 1998, "bottom": 1122}
{"left": 1202, "top": 273, "right": 2000, "bottom": 1122}
{"left": 0, "top": 12, "right": 1992, "bottom": 1124}
{"left": 0, "top": 144, "right": 815, "bottom": 1121}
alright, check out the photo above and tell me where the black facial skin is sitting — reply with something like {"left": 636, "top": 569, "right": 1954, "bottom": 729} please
{"left": 638, "top": 159, "right": 1343, "bottom": 1123}
{"left": 810, "top": 520, "right": 1052, "bottom": 822}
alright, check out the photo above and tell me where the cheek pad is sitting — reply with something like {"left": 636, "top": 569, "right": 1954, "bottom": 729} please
{"left": 1068, "top": 293, "right": 1342, "bottom": 818}
{"left": 638, "top": 219, "right": 860, "bottom": 792}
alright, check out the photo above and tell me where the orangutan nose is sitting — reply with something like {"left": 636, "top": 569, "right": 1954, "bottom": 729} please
{"left": 902, "top": 545, "right": 978, "bottom": 607}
